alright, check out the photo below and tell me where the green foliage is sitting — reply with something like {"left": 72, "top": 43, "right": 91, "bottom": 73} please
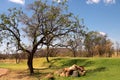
{"left": 0, "top": 0, "right": 86, "bottom": 74}
{"left": 84, "top": 31, "right": 113, "bottom": 57}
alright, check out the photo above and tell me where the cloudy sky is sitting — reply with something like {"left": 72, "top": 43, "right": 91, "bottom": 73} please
{"left": 9, "top": 0, "right": 25, "bottom": 5}
{"left": 0, "top": 0, "right": 120, "bottom": 43}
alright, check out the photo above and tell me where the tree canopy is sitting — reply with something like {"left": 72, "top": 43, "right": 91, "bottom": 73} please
{"left": 0, "top": 0, "right": 86, "bottom": 74}
{"left": 84, "top": 31, "right": 113, "bottom": 57}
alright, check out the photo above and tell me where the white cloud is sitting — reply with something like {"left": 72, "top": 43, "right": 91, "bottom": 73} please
{"left": 99, "top": 32, "right": 106, "bottom": 36}
{"left": 53, "top": 0, "right": 61, "bottom": 3}
{"left": 86, "top": 0, "right": 116, "bottom": 4}
{"left": 52, "top": 0, "right": 68, "bottom": 3}
{"left": 9, "top": 0, "right": 25, "bottom": 5}
{"left": 104, "top": 0, "right": 116, "bottom": 4}
{"left": 86, "top": 0, "right": 100, "bottom": 4}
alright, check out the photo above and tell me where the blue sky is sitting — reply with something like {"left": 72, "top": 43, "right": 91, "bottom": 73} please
{"left": 0, "top": 0, "right": 120, "bottom": 43}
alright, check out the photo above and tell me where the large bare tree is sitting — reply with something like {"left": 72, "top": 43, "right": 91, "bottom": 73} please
{"left": 0, "top": 0, "right": 85, "bottom": 74}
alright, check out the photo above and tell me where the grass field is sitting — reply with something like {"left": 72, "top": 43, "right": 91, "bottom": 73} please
{"left": 0, "top": 57, "right": 120, "bottom": 80}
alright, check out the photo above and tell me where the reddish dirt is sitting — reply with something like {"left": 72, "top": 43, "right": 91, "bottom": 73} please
{"left": 0, "top": 68, "right": 46, "bottom": 80}
{"left": 0, "top": 69, "right": 38, "bottom": 80}
{"left": 0, "top": 68, "right": 9, "bottom": 77}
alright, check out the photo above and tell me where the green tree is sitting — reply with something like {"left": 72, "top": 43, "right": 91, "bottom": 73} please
{"left": 0, "top": 0, "right": 85, "bottom": 74}
{"left": 84, "top": 31, "right": 113, "bottom": 57}
{"left": 59, "top": 17, "right": 86, "bottom": 57}
{"left": 115, "top": 41, "right": 120, "bottom": 56}
{"left": 0, "top": 29, "right": 3, "bottom": 45}
{"left": 84, "top": 31, "right": 98, "bottom": 57}
{"left": 105, "top": 39, "right": 114, "bottom": 57}
{"left": 66, "top": 28, "right": 85, "bottom": 57}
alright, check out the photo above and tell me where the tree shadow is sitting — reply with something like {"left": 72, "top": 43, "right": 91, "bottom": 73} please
{"left": 42, "top": 58, "right": 64, "bottom": 69}
{"left": 87, "top": 67, "right": 107, "bottom": 74}
{"left": 61, "top": 58, "right": 89, "bottom": 67}
{"left": 82, "top": 61, "right": 95, "bottom": 67}
{"left": 14, "top": 69, "right": 50, "bottom": 80}
{"left": 50, "top": 58, "right": 63, "bottom": 61}
{"left": 34, "top": 68, "right": 49, "bottom": 70}
{"left": 12, "top": 70, "right": 31, "bottom": 79}
{"left": 47, "top": 58, "right": 95, "bottom": 69}
{"left": 33, "top": 58, "right": 107, "bottom": 79}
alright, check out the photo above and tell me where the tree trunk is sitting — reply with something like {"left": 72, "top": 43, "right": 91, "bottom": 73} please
{"left": 46, "top": 46, "right": 50, "bottom": 63}
{"left": 27, "top": 53, "right": 34, "bottom": 74}
{"left": 16, "top": 57, "right": 20, "bottom": 64}
{"left": 15, "top": 54, "right": 20, "bottom": 64}
{"left": 46, "top": 54, "right": 50, "bottom": 63}
{"left": 73, "top": 51, "right": 76, "bottom": 57}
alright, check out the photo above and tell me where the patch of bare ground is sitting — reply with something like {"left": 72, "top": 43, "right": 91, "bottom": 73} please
{"left": 0, "top": 69, "right": 40, "bottom": 80}
{"left": 0, "top": 67, "right": 55, "bottom": 80}
{"left": 0, "top": 68, "right": 9, "bottom": 77}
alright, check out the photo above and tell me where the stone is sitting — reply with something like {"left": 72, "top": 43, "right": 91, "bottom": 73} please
{"left": 54, "top": 69, "right": 63, "bottom": 76}
{"left": 78, "top": 66, "right": 85, "bottom": 71}
{"left": 45, "top": 73, "right": 54, "bottom": 80}
{"left": 69, "top": 64, "right": 77, "bottom": 70}
{"left": 65, "top": 71, "right": 70, "bottom": 77}
{"left": 65, "top": 69, "right": 74, "bottom": 77}
{"left": 54, "top": 64, "right": 86, "bottom": 77}
{"left": 72, "top": 71, "right": 79, "bottom": 77}
{"left": 60, "top": 72, "right": 66, "bottom": 77}
{"left": 79, "top": 70, "right": 86, "bottom": 76}
{"left": 77, "top": 66, "right": 86, "bottom": 76}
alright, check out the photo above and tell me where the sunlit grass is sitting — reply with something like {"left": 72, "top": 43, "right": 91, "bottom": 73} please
{"left": 0, "top": 57, "right": 120, "bottom": 80}
{"left": 0, "top": 59, "right": 27, "bottom": 70}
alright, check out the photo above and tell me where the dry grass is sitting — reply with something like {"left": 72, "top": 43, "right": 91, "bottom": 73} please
{"left": 0, "top": 58, "right": 55, "bottom": 80}
{"left": 0, "top": 57, "right": 120, "bottom": 80}
{"left": 0, "top": 70, "right": 38, "bottom": 80}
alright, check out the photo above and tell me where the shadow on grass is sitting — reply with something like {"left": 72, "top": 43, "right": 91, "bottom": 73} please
{"left": 13, "top": 69, "right": 50, "bottom": 80}
{"left": 33, "top": 68, "right": 51, "bottom": 80}
{"left": 33, "top": 58, "right": 108, "bottom": 79}
{"left": 61, "top": 59, "right": 90, "bottom": 67}
{"left": 42, "top": 58, "right": 64, "bottom": 69}
{"left": 34, "top": 68, "right": 49, "bottom": 70}
{"left": 49, "top": 58, "right": 107, "bottom": 76}
{"left": 32, "top": 71, "right": 48, "bottom": 80}
{"left": 12, "top": 70, "right": 31, "bottom": 79}
{"left": 82, "top": 60, "right": 95, "bottom": 67}
{"left": 45, "top": 58, "right": 95, "bottom": 68}
{"left": 50, "top": 58, "right": 63, "bottom": 61}
{"left": 87, "top": 67, "right": 107, "bottom": 75}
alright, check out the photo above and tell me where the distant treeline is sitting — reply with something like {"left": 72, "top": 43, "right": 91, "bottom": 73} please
{"left": 0, "top": 47, "right": 120, "bottom": 60}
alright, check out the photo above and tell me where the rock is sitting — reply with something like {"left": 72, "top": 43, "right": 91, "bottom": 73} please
{"left": 54, "top": 69, "right": 63, "bottom": 76}
{"left": 65, "top": 69, "right": 74, "bottom": 77}
{"left": 69, "top": 64, "right": 78, "bottom": 71}
{"left": 72, "top": 71, "right": 79, "bottom": 77}
{"left": 77, "top": 66, "right": 86, "bottom": 76}
{"left": 45, "top": 73, "right": 54, "bottom": 80}
{"left": 77, "top": 66, "right": 85, "bottom": 72}
{"left": 54, "top": 64, "right": 86, "bottom": 77}
{"left": 79, "top": 70, "right": 86, "bottom": 76}
{"left": 60, "top": 72, "right": 66, "bottom": 77}
{"left": 64, "top": 67, "right": 69, "bottom": 72}
{"left": 65, "top": 71, "right": 70, "bottom": 77}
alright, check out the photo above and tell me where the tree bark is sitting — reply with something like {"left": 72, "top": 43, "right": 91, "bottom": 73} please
{"left": 15, "top": 54, "right": 20, "bottom": 64}
{"left": 46, "top": 54, "right": 50, "bottom": 63}
{"left": 73, "top": 50, "right": 76, "bottom": 57}
{"left": 46, "top": 46, "right": 50, "bottom": 63}
{"left": 27, "top": 53, "right": 34, "bottom": 74}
